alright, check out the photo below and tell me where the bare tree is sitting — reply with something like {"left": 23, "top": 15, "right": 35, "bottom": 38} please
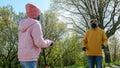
{"left": 51, "top": 0, "right": 120, "bottom": 62}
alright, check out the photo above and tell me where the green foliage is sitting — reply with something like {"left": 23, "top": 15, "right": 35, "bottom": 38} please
{"left": 40, "top": 11, "right": 67, "bottom": 41}
{"left": 108, "top": 35, "right": 120, "bottom": 62}
{"left": 0, "top": 6, "right": 20, "bottom": 67}
{"left": 62, "top": 34, "right": 81, "bottom": 66}
{"left": 44, "top": 33, "right": 87, "bottom": 68}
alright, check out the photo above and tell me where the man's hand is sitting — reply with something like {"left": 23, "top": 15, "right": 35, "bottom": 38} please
{"left": 102, "top": 45, "right": 105, "bottom": 49}
{"left": 82, "top": 47, "right": 86, "bottom": 51}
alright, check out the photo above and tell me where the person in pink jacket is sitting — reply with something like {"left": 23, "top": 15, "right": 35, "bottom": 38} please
{"left": 18, "top": 3, "right": 53, "bottom": 68}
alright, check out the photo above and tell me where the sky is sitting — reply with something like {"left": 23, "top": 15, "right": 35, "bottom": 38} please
{"left": 0, "top": 0, "right": 51, "bottom": 14}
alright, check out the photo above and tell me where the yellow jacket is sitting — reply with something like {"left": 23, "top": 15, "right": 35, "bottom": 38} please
{"left": 82, "top": 27, "right": 108, "bottom": 56}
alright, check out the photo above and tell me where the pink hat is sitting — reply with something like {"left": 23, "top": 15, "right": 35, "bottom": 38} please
{"left": 26, "top": 3, "right": 41, "bottom": 18}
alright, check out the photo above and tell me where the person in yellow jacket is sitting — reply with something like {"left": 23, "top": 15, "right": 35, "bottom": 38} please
{"left": 82, "top": 19, "right": 108, "bottom": 68}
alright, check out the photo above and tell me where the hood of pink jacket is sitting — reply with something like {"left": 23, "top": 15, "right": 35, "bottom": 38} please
{"left": 19, "top": 18, "right": 36, "bottom": 32}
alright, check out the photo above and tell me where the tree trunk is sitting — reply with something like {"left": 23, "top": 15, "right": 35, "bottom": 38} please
{"left": 113, "top": 45, "right": 117, "bottom": 62}
{"left": 104, "top": 46, "right": 111, "bottom": 63}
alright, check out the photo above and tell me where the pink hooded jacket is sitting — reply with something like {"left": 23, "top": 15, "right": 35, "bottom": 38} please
{"left": 18, "top": 18, "right": 53, "bottom": 61}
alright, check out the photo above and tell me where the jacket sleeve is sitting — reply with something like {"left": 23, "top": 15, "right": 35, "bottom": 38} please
{"left": 82, "top": 31, "right": 88, "bottom": 47}
{"left": 102, "top": 31, "right": 108, "bottom": 46}
{"left": 31, "top": 22, "right": 53, "bottom": 48}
